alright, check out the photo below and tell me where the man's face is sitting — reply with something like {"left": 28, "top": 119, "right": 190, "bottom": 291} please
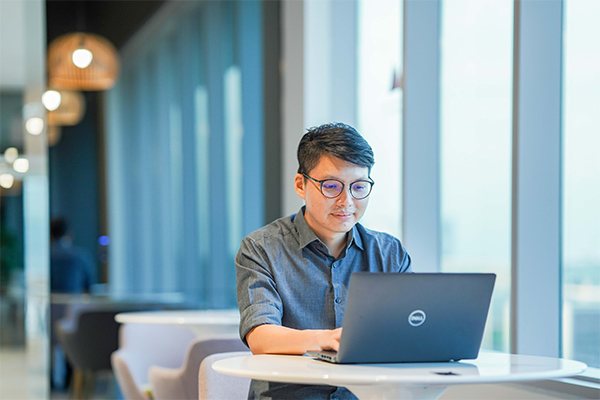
{"left": 295, "top": 154, "right": 370, "bottom": 241}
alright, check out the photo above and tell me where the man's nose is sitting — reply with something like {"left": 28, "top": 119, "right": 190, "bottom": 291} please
{"left": 336, "top": 186, "right": 354, "bottom": 206}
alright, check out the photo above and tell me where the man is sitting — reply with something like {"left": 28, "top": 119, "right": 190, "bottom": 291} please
{"left": 50, "top": 218, "right": 97, "bottom": 294}
{"left": 50, "top": 218, "right": 97, "bottom": 389}
{"left": 236, "top": 122, "right": 411, "bottom": 399}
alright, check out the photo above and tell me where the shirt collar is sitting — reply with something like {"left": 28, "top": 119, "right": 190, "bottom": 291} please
{"left": 294, "top": 206, "right": 364, "bottom": 251}
{"left": 349, "top": 223, "right": 364, "bottom": 251}
{"left": 294, "top": 206, "right": 320, "bottom": 249}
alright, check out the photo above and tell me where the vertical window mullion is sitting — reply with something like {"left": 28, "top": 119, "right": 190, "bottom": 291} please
{"left": 511, "top": 0, "right": 563, "bottom": 357}
{"left": 402, "top": 0, "right": 441, "bottom": 272}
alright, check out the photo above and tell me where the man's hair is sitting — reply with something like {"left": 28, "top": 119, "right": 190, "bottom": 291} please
{"left": 297, "top": 122, "right": 375, "bottom": 175}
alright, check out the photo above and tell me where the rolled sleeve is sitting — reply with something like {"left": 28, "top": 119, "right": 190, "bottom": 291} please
{"left": 399, "top": 243, "right": 412, "bottom": 273}
{"left": 236, "top": 236, "right": 283, "bottom": 345}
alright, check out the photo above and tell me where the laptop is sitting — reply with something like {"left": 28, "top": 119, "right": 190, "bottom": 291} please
{"left": 307, "top": 272, "right": 495, "bottom": 364}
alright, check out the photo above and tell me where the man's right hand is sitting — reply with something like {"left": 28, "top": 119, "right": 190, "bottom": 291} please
{"left": 246, "top": 324, "right": 343, "bottom": 355}
{"left": 315, "top": 327, "right": 342, "bottom": 352}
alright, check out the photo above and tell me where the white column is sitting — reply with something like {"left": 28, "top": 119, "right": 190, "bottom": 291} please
{"left": 511, "top": 0, "right": 562, "bottom": 357}
{"left": 402, "top": 0, "right": 441, "bottom": 272}
{"left": 21, "top": 0, "right": 50, "bottom": 397}
{"left": 281, "top": 0, "right": 305, "bottom": 216}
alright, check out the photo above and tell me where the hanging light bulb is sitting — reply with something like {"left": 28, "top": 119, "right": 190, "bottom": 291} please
{"left": 47, "top": 89, "right": 85, "bottom": 127}
{"left": 72, "top": 48, "right": 93, "bottom": 68}
{"left": 0, "top": 174, "right": 15, "bottom": 189}
{"left": 26, "top": 117, "right": 44, "bottom": 135}
{"left": 13, "top": 158, "right": 29, "bottom": 174}
{"left": 42, "top": 90, "right": 62, "bottom": 111}
{"left": 3, "top": 147, "right": 18, "bottom": 164}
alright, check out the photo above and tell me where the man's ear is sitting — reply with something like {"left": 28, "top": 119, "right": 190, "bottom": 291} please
{"left": 294, "top": 174, "right": 306, "bottom": 200}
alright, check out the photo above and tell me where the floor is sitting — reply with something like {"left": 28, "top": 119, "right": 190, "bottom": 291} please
{"left": 0, "top": 347, "right": 32, "bottom": 399}
{"left": 0, "top": 346, "right": 119, "bottom": 400}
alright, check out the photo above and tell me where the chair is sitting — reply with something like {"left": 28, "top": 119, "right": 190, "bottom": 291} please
{"left": 149, "top": 336, "right": 248, "bottom": 400}
{"left": 111, "top": 323, "right": 197, "bottom": 400}
{"left": 55, "top": 304, "right": 158, "bottom": 399}
{"left": 198, "top": 351, "right": 252, "bottom": 400}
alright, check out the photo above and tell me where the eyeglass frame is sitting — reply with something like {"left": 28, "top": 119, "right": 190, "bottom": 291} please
{"left": 301, "top": 173, "right": 375, "bottom": 200}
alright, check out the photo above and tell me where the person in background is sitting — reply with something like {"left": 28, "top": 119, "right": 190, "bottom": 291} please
{"left": 50, "top": 218, "right": 96, "bottom": 294}
{"left": 236, "top": 122, "right": 412, "bottom": 399}
{"left": 50, "top": 218, "right": 98, "bottom": 390}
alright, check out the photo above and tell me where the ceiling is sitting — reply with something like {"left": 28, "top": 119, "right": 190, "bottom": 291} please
{"left": 46, "top": 0, "right": 165, "bottom": 49}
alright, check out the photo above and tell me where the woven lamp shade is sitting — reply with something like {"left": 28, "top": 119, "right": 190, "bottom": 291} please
{"left": 47, "top": 89, "right": 86, "bottom": 126}
{"left": 48, "top": 32, "right": 119, "bottom": 91}
{"left": 47, "top": 126, "right": 62, "bottom": 147}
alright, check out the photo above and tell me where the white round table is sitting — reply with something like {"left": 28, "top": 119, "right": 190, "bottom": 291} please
{"left": 212, "top": 352, "right": 587, "bottom": 400}
{"left": 115, "top": 309, "right": 240, "bottom": 338}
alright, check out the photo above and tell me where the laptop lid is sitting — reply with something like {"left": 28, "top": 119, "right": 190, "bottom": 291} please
{"left": 332, "top": 272, "right": 495, "bottom": 364}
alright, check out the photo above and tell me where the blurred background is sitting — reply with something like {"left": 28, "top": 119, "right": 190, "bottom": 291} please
{"left": 0, "top": 0, "right": 598, "bottom": 399}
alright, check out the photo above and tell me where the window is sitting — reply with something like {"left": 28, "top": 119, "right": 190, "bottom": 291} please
{"left": 105, "top": 1, "right": 266, "bottom": 307}
{"left": 440, "top": 0, "right": 513, "bottom": 351}
{"left": 561, "top": 0, "right": 600, "bottom": 369}
{"left": 356, "top": 0, "right": 403, "bottom": 238}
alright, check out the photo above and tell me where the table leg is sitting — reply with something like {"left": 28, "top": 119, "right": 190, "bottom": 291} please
{"left": 345, "top": 384, "right": 447, "bottom": 400}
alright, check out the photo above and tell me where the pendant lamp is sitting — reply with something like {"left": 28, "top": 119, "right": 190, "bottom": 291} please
{"left": 46, "top": 89, "right": 86, "bottom": 127}
{"left": 48, "top": 32, "right": 119, "bottom": 91}
{"left": 47, "top": 126, "right": 62, "bottom": 147}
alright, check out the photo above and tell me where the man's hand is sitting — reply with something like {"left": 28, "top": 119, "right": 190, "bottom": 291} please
{"left": 315, "top": 327, "right": 342, "bottom": 351}
{"left": 246, "top": 325, "right": 343, "bottom": 355}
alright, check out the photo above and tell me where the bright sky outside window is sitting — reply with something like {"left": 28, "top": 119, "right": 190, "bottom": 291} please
{"left": 440, "top": 0, "right": 513, "bottom": 352}
{"left": 561, "top": 0, "right": 600, "bottom": 369}
{"left": 356, "top": 0, "right": 403, "bottom": 238}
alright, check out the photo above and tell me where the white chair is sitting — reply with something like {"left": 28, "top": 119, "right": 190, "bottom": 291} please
{"left": 111, "top": 323, "right": 196, "bottom": 400}
{"left": 149, "top": 336, "right": 248, "bottom": 400}
{"left": 198, "top": 351, "right": 252, "bottom": 400}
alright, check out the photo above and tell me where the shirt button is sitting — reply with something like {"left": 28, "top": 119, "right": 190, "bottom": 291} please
{"left": 335, "top": 298, "right": 342, "bottom": 304}
{"left": 332, "top": 262, "right": 338, "bottom": 268}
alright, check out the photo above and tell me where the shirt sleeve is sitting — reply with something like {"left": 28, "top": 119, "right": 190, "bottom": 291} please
{"left": 235, "top": 236, "right": 283, "bottom": 346}
{"left": 400, "top": 246, "right": 412, "bottom": 272}
{"left": 399, "top": 241, "right": 412, "bottom": 273}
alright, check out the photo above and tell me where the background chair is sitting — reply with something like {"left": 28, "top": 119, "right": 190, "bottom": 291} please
{"left": 149, "top": 336, "right": 248, "bottom": 400}
{"left": 198, "top": 351, "right": 252, "bottom": 400}
{"left": 111, "top": 323, "right": 197, "bottom": 400}
{"left": 55, "top": 304, "right": 159, "bottom": 399}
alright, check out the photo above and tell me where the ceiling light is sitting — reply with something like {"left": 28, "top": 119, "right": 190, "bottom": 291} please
{"left": 26, "top": 117, "right": 44, "bottom": 135}
{"left": 13, "top": 158, "right": 29, "bottom": 173}
{"left": 48, "top": 32, "right": 119, "bottom": 91}
{"left": 47, "top": 89, "right": 85, "bottom": 127}
{"left": 4, "top": 147, "right": 18, "bottom": 164}
{"left": 72, "top": 48, "right": 93, "bottom": 68}
{"left": 42, "top": 90, "right": 62, "bottom": 111}
{"left": 0, "top": 174, "right": 14, "bottom": 189}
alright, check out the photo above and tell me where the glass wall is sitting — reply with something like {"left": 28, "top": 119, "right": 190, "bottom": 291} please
{"left": 356, "top": 0, "right": 403, "bottom": 238}
{"left": 105, "top": 1, "right": 266, "bottom": 308}
{"left": 561, "top": 0, "right": 600, "bottom": 369}
{"left": 439, "top": 0, "right": 513, "bottom": 351}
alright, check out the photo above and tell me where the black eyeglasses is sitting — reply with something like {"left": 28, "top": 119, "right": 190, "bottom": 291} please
{"left": 302, "top": 173, "right": 375, "bottom": 200}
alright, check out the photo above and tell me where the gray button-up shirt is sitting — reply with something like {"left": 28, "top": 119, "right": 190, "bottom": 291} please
{"left": 236, "top": 206, "right": 412, "bottom": 345}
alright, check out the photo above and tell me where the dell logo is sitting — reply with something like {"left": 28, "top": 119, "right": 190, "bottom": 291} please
{"left": 408, "top": 310, "right": 426, "bottom": 327}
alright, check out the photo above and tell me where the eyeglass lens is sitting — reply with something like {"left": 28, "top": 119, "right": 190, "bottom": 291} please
{"left": 321, "top": 180, "right": 372, "bottom": 199}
